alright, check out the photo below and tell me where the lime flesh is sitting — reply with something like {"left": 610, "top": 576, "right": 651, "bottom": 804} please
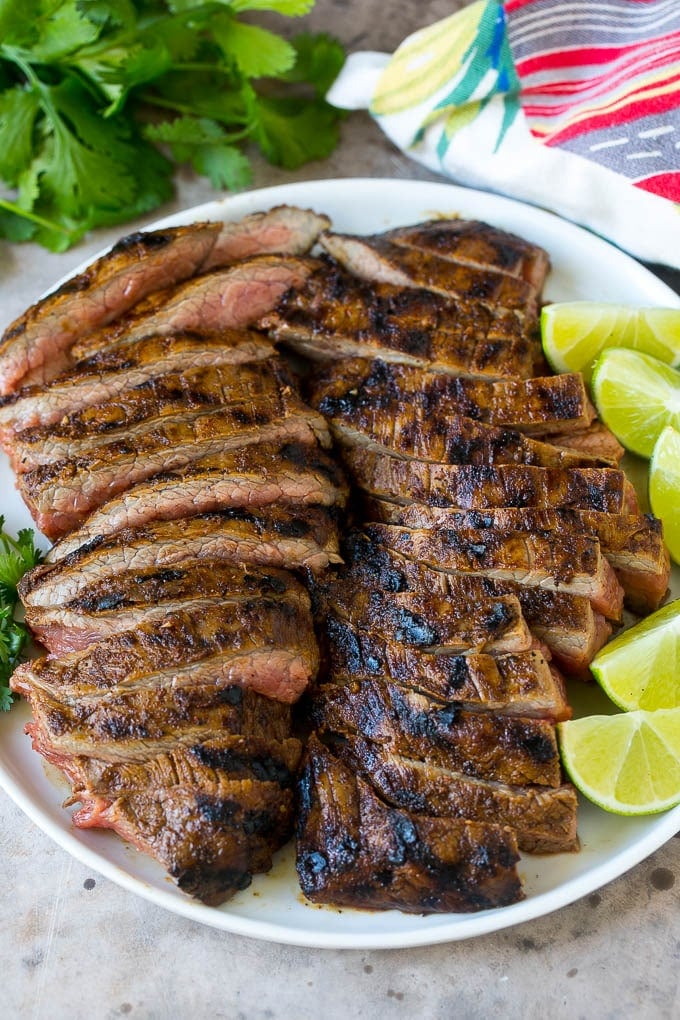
{"left": 558, "top": 709, "right": 680, "bottom": 815}
{"left": 541, "top": 302, "right": 680, "bottom": 382}
{"left": 590, "top": 600, "right": 680, "bottom": 711}
{"left": 590, "top": 348, "right": 680, "bottom": 458}
{"left": 650, "top": 426, "right": 680, "bottom": 565}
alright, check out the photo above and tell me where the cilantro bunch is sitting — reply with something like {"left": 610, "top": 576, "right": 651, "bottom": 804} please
{"left": 0, "top": 518, "right": 43, "bottom": 710}
{"left": 0, "top": 0, "right": 345, "bottom": 250}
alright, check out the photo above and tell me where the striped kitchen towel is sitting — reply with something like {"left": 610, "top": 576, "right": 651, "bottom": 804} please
{"left": 328, "top": 0, "right": 680, "bottom": 268}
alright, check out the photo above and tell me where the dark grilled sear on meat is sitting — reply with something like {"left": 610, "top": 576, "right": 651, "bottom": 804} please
{"left": 296, "top": 736, "right": 524, "bottom": 913}
{"left": 260, "top": 262, "right": 536, "bottom": 379}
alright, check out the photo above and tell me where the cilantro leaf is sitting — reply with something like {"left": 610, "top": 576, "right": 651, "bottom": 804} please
{"left": 253, "top": 95, "right": 341, "bottom": 168}
{"left": 212, "top": 17, "right": 297, "bottom": 79}
{"left": 0, "top": 518, "right": 43, "bottom": 710}
{"left": 229, "top": 0, "right": 314, "bottom": 14}
{"left": 0, "top": 87, "right": 41, "bottom": 184}
{"left": 285, "top": 31, "right": 346, "bottom": 96}
{"left": 145, "top": 115, "right": 252, "bottom": 189}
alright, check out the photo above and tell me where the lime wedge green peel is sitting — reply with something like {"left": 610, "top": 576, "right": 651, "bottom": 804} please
{"left": 590, "top": 348, "right": 680, "bottom": 457}
{"left": 541, "top": 303, "right": 680, "bottom": 381}
{"left": 590, "top": 600, "right": 680, "bottom": 711}
{"left": 558, "top": 708, "right": 680, "bottom": 815}
{"left": 650, "top": 426, "right": 680, "bottom": 565}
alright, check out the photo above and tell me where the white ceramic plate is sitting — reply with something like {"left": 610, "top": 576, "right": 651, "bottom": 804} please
{"left": 1, "top": 178, "right": 679, "bottom": 949}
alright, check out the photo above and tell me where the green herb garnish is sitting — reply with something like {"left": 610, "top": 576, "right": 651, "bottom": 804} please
{"left": 0, "top": 517, "right": 43, "bottom": 709}
{"left": 0, "top": 1, "right": 345, "bottom": 250}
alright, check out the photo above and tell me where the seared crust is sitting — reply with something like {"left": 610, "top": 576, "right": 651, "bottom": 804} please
{"left": 261, "top": 263, "right": 535, "bottom": 378}
{"left": 296, "top": 736, "right": 524, "bottom": 913}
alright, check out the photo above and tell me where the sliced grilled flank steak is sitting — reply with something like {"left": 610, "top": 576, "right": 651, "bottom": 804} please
{"left": 0, "top": 207, "right": 328, "bottom": 396}
{"left": 311, "top": 359, "right": 595, "bottom": 437}
{"left": 260, "top": 262, "right": 536, "bottom": 379}
{"left": 321, "top": 622, "right": 568, "bottom": 718}
{"left": 314, "top": 579, "right": 533, "bottom": 655}
{"left": 18, "top": 393, "right": 331, "bottom": 538}
{"left": 363, "top": 520, "right": 623, "bottom": 620}
{"left": 339, "top": 532, "right": 611, "bottom": 675}
{"left": 0, "top": 223, "right": 221, "bottom": 395}
{"left": 20, "top": 505, "right": 342, "bottom": 608}
{"left": 11, "top": 359, "right": 294, "bottom": 471}
{"left": 343, "top": 448, "right": 639, "bottom": 514}
{"left": 332, "top": 734, "right": 577, "bottom": 854}
{"left": 21, "top": 679, "right": 293, "bottom": 764}
{"left": 60, "top": 733, "right": 303, "bottom": 905}
{"left": 71, "top": 256, "right": 319, "bottom": 363}
{"left": 381, "top": 218, "right": 550, "bottom": 290}
{"left": 548, "top": 421, "right": 625, "bottom": 464}
{"left": 374, "top": 504, "right": 669, "bottom": 614}
{"left": 48, "top": 441, "right": 348, "bottom": 561}
{"left": 0, "top": 331, "right": 275, "bottom": 435}
{"left": 296, "top": 736, "right": 523, "bottom": 913}
{"left": 312, "top": 677, "right": 562, "bottom": 787}
{"left": 319, "top": 233, "right": 537, "bottom": 319}
{"left": 14, "top": 600, "right": 318, "bottom": 704}
{"left": 201, "top": 205, "right": 330, "bottom": 271}
{"left": 26, "top": 563, "right": 308, "bottom": 655}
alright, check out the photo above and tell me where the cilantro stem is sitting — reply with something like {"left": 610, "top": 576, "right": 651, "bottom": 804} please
{"left": 0, "top": 197, "right": 72, "bottom": 236}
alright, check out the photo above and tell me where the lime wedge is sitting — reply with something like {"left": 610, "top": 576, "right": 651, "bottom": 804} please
{"left": 590, "top": 600, "right": 680, "bottom": 710}
{"left": 590, "top": 348, "right": 680, "bottom": 457}
{"left": 542, "top": 303, "right": 680, "bottom": 381}
{"left": 650, "top": 426, "right": 680, "bottom": 565}
{"left": 558, "top": 709, "right": 680, "bottom": 815}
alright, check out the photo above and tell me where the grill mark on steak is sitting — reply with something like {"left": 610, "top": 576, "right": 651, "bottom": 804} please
{"left": 0, "top": 331, "right": 275, "bottom": 435}
{"left": 296, "top": 735, "right": 523, "bottom": 913}
{"left": 319, "top": 233, "right": 537, "bottom": 319}
{"left": 342, "top": 448, "right": 638, "bottom": 513}
{"left": 260, "top": 262, "right": 535, "bottom": 378}
{"left": 46, "top": 441, "right": 347, "bottom": 561}
{"left": 20, "top": 505, "right": 342, "bottom": 607}
{"left": 331, "top": 734, "right": 577, "bottom": 855}
{"left": 311, "top": 677, "right": 562, "bottom": 787}
{"left": 380, "top": 219, "right": 550, "bottom": 290}
{"left": 311, "top": 359, "right": 594, "bottom": 436}
{"left": 17, "top": 398, "right": 331, "bottom": 539}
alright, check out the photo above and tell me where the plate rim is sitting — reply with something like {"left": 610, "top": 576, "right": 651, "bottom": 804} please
{"left": 2, "top": 176, "right": 679, "bottom": 950}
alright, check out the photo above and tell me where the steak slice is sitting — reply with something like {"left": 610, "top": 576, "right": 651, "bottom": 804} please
{"left": 343, "top": 448, "right": 639, "bottom": 514}
{"left": 314, "top": 579, "right": 533, "bottom": 655}
{"left": 21, "top": 681, "right": 293, "bottom": 763}
{"left": 48, "top": 441, "right": 348, "bottom": 561}
{"left": 375, "top": 504, "right": 669, "bottom": 614}
{"left": 321, "top": 621, "right": 568, "bottom": 718}
{"left": 74, "top": 769, "right": 296, "bottom": 905}
{"left": 333, "top": 734, "right": 577, "bottom": 854}
{"left": 14, "top": 600, "right": 319, "bottom": 704}
{"left": 20, "top": 505, "right": 342, "bottom": 607}
{"left": 11, "top": 359, "right": 293, "bottom": 470}
{"left": 260, "top": 262, "right": 535, "bottom": 379}
{"left": 381, "top": 218, "right": 550, "bottom": 290}
{"left": 17, "top": 396, "right": 331, "bottom": 539}
{"left": 201, "top": 205, "right": 330, "bottom": 271}
{"left": 0, "top": 222, "right": 221, "bottom": 395}
{"left": 548, "top": 421, "right": 626, "bottom": 464}
{"left": 312, "top": 677, "right": 562, "bottom": 787}
{"left": 71, "top": 256, "right": 319, "bottom": 362}
{"left": 25, "top": 562, "right": 308, "bottom": 655}
{"left": 0, "top": 208, "right": 328, "bottom": 395}
{"left": 0, "top": 331, "right": 274, "bottom": 435}
{"left": 340, "top": 532, "right": 611, "bottom": 675}
{"left": 311, "top": 359, "right": 595, "bottom": 436}
{"left": 363, "top": 519, "right": 624, "bottom": 620}
{"left": 319, "top": 233, "right": 537, "bottom": 318}
{"left": 296, "top": 735, "right": 523, "bottom": 913}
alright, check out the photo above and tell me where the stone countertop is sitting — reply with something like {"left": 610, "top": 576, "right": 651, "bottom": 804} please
{"left": 2, "top": 3, "right": 679, "bottom": 1018}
